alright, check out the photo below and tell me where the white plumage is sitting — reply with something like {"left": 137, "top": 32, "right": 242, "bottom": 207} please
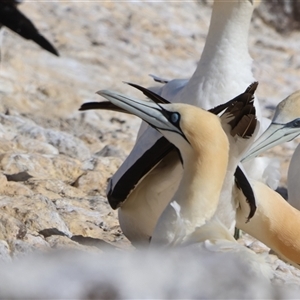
{"left": 107, "top": 0, "right": 264, "bottom": 245}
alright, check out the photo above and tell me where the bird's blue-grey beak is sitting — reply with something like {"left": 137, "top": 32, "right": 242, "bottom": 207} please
{"left": 97, "top": 90, "right": 184, "bottom": 137}
{"left": 242, "top": 121, "right": 300, "bottom": 162}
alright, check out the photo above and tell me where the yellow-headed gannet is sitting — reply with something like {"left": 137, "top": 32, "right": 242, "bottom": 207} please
{"left": 243, "top": 91, "right": 300, "bottom": 210}
{"left": 80, "top": 82, "right": 258, "bottom": 244}
{"left": 96, "top": 87, "right": 272, "bottom": 279}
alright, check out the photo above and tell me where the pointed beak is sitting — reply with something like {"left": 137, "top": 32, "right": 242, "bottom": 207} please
{"left": 242, "top": 122, "right": 300, "bottom": 162}
{"left": 97, "top": 90, "right": 182, "bottom": 136}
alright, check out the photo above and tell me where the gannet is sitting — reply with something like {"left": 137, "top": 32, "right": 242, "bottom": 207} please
{"left": 81, "top": 0, "right": 266, "bottom": 245}
{"left": 80, "top": 82, "right": 258, "bottom": 244}
{"left": 110, "top": 0, "right": 262, "bottom": 205}
{"left": 95, "top": 88, "right": 272, "bottom": 279}
{"left": 236, "top": 180, "right": 300, "bottom": 268}
{"left": 0, "top": 0, "right": 59, "bottom": 57}
{"left": 242, "top": 90, "right": 300, "bottom": 210}
{"left": 102, "top": 91, "right": 230, "bottom": 245}
{"left": 151, "top": 0, "right": 260, "bottom": 107}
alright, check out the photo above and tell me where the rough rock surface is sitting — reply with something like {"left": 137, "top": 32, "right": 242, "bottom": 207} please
{"left": 0, "top": 1, "right": 300, "bottom": 298}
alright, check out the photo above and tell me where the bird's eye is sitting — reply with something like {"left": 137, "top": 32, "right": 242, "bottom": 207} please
{"left": 293, "top": 119, "right": 300, "bottom": 127}
{"left": 171, "top": 112, "right": 180, "bottom": 124}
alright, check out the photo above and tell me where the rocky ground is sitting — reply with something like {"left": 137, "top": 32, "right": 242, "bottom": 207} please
{"left": 1, "top": 1, "right": 300, "bottom": 298}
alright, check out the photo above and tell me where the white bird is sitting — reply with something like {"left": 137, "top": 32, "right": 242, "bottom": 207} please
{"left": 80, "top": 82, "right": 259, "bottom": 244}
{"left": 96, "top": 88, "right": 273, "bottom": 279}
{"left": 151, "top": 0, "right": 260, "bottom": 111}
{"left": 94, "top": 0, "right": 265, "bottom": 245}
{"left": 242, "top": 90, "right": 300, "bottom": 210}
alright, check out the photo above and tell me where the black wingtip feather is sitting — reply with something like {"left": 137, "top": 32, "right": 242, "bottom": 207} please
{"left": 124, "top": 82, "right": 170, "bottom": 104}
{"left": 79, "top": 101, "right": 130, "bottom": 114}
{"left": 235, "top": 166, "right": 256, "bottom": 222}
{"left": 107, "top": 138, "right": 176, "bottom": 209}
{"left": 32, "top": 34, "right": 59, "bottom": 56}
{"left": 0, "top": 2, "right": 59, "bottom": 56}
{"left": 209, "top": 81, "right": 258, "bottom": 116}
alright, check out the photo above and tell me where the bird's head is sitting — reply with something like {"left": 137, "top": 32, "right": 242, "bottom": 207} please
{"left": 96, "top": 90, "right": 228, "bottom": 162}
{"left": 243, "top": 90, "right": 300, "bottom": 162}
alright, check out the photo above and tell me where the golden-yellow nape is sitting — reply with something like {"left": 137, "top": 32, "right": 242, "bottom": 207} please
{"left": 236, "top": 180, "right": 300, "bottom": 269}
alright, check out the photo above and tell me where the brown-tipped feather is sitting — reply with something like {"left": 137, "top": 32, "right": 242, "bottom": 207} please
{"left": 239, "top": 114, "right": 257, "bottom": 138}
{"left": 245, "top": 81, "right": 258, "bottom": 94}
{"left": 209, "top": 81, "right": 258, "bottom": 116}
{"left": 224, "top": 82, "right": 258, "bottom": 139}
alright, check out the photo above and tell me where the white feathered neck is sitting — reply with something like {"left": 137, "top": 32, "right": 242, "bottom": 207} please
{"left": 180, "top": 1, "right": 256, "bottom": 110}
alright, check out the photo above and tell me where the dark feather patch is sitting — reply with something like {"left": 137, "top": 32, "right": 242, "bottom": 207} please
{"left": 79, "top": 101, "right": 130, "bottom": 114}
{"left": 209, "top": 98, "right": 238, "bottom": 115}
{"left": 245, "top": 81, "right": 259, "bottom": 94}
{"left": 208, "top": 82, "right": 258, "bottom": 117}
{"left": 125, "top": 82, "right": 170, "bottom": 104}
{"left": 0, "top": 1, "right": 59, "bottom": 56}
{"left": 223, "top": 82, "right": 258, "bottom": 139}
{"left": 107, "top": 137, "right": 176, "bottom": 209}
{"left": 234, "top": 166, "right": 256, "bottom": 222}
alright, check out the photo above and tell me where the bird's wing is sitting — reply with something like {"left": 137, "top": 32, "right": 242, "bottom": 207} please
{"left": 220, "top": 82, "right": 258, "bottom": 221}
{"left": 0, "top": 3, "right": 59, "bottom": 56}
{"left": 107, "top": 134, "right": 175, "bottom": 209}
